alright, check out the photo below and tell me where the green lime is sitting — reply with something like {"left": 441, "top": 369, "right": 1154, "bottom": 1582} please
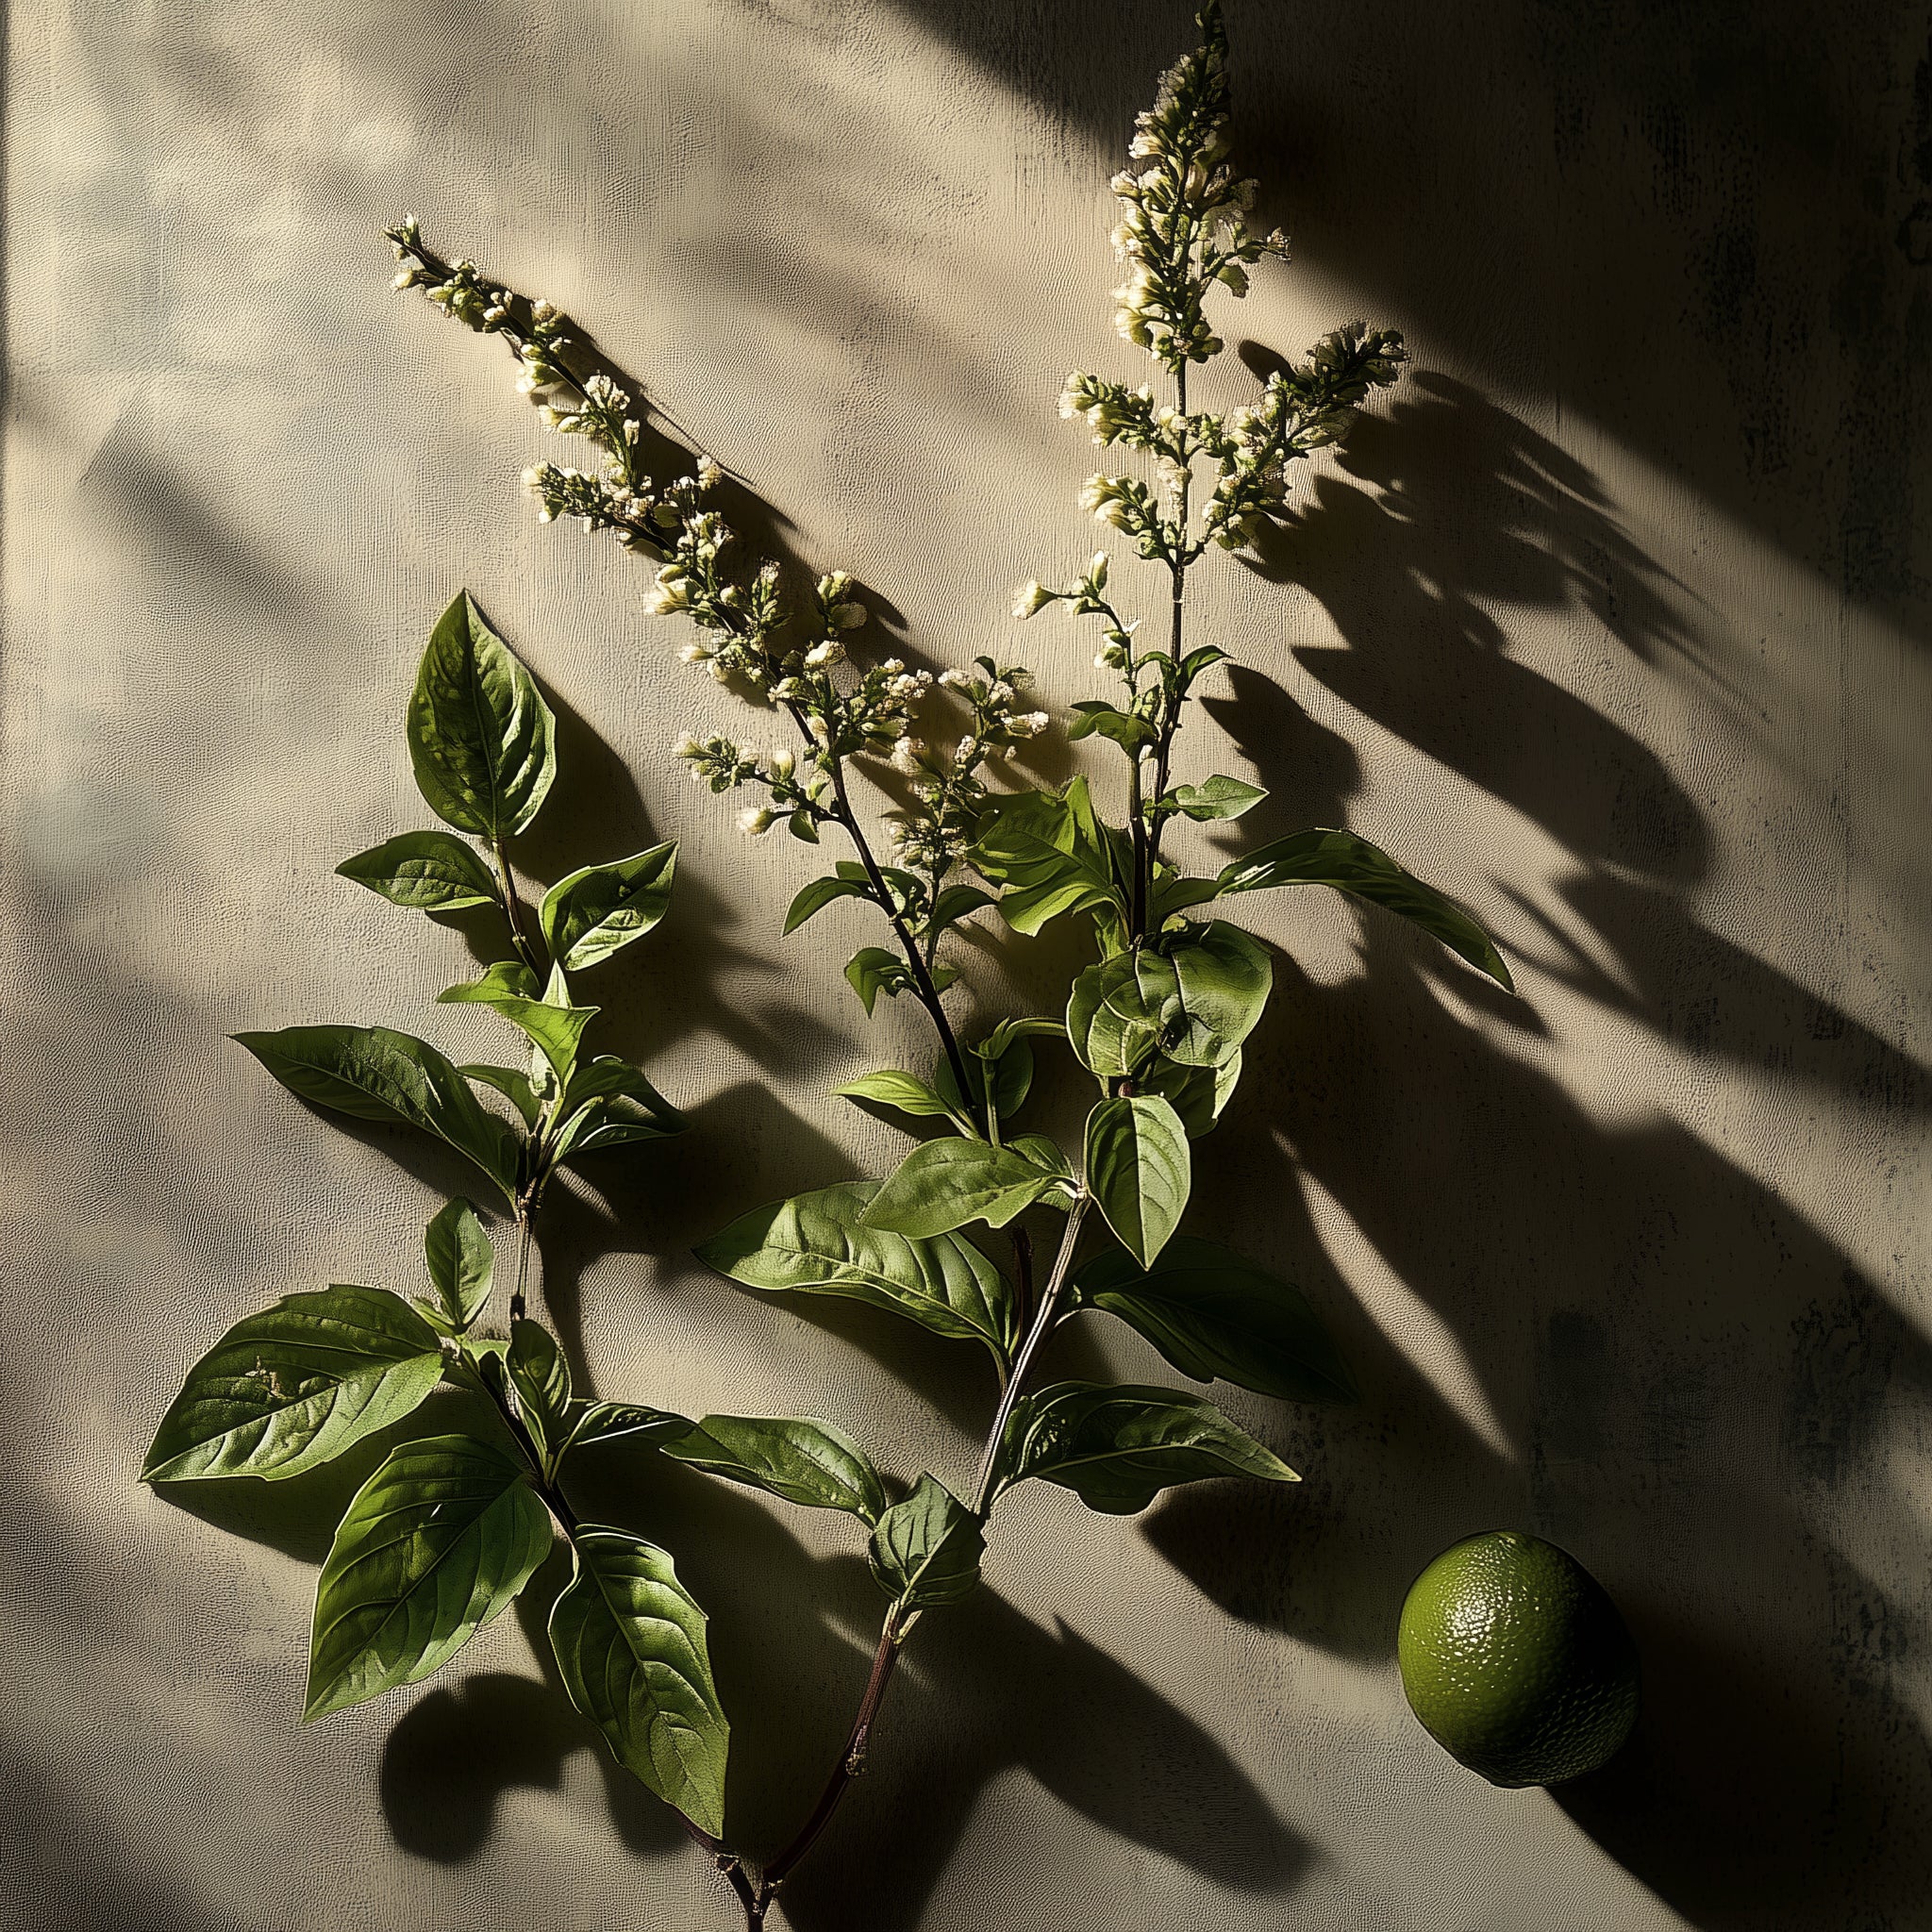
{"left": 1397, "top": 1529, "right": 1640, "bottom": 1788}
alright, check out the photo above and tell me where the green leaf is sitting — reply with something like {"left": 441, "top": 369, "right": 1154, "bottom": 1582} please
{"left": 1140, "top": 1050, "right": 1242, "bottom": 1139}
{"left": 785, "top": 874, "right": 874, "bottom": 935}
{"left": 1071, "top": 1237, "right": 1357, "bottom": 1404}
{"left": 861, "top": 1137, "right": 1069, "bottom": 1239}
{"left": 1085, "top": 1095, "right": 1190, "bottom": 1267}
{"left": 425, "top": 1198, "right": 494, "bottom": 1331}
{"left": 439, "top": 977, "right": 598, "bottom": 1086}
{"left": 844, "top": 946, "right": 912, "bottom": 1016}
{"left": 1066, "top": 950, "right": 1179, "bottom": 1079}
{"left": 1170, "top": 774, "right": 1266, "bottom": 822}
{"left": 408, "top": 591, "right": 557, "bottom": 840}
{"left": 1149, "top": 872, "right": 1224, "bottom": 924}
{"left": 551, "top": 1056, "right": 688, "bottom": 1157}
{"left": 1179, "top": 644, "right": 1230, "bottom": 685}
{"left": 997, "top": 1381, "right": 1298, "bottom": 1514}
{"left": 868, "top": 1474, "right": 984, "bottom": 1609}
{"left": 694, "top": 1181, "right": 1014, "bottom": 1363}
{"left": 935, "top": 1036, "right": 1035, "bottom": 1124}
{"left": 337, "top": 831, "right": 500, "bottom": 912}
{"left": 788, "top": 809, "right": 821, "bottom": 843}
{"left": 305, "top": 1434, "right": 553, "bottom": 1718}
{"left": 564, "top": 1401, "right": 693, "bottom": 1455}
{"left": 1066, "top": 702, "right": 1156, "bottom": 752}
{"left": 839, "top": 860, "right": 922, "bottom": 919}
{"left": 235, "top": 1024, "right": 520, "bottom": 1204}
{"left": 548, "top": 1527, "right": 729, "bottom": 1837}
{"left": 1216, "top": 828, "right": 1512, "bottom": 990}
{"left": 540, "top": 842, "right": 677, "bottom": 971}
{"left": 930, "top": 884, "right": 994, "bottom": 932}
{"left": 142, "top": 1286, "right": 446, "bottom": 1483}
{"left": 508, "top": 1318, "right": 573, "bottom": 1468}
{"left": 461, "top": 1062, "right": 541, "bottom": 1129}
{"left": 1163, "top": 922, "right": 1273, "bottom": 1067}
{"left": 970, "top": 778, "right": 1123, "bottom": 936}
{"left": 663, "top": 1414, "right": 888, "bottom": 1523}
{"left": 833, "top": 1069, "right": 961, "bottom": 1124}
{"left": 458, "top": 958, "right": 541, "bottom": 1000}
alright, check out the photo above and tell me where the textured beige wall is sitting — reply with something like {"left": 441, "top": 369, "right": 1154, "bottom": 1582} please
{"left": 6, "top": 1, "right": 1929, "bottom": 1927}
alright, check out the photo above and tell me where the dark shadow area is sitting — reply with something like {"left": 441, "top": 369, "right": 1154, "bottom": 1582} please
{"left": 888, "top": 0, "right": 1932, "bottom": 628}
{"left": 363, "top": 1439, "right": 1301, "bottom": 1922}
{"left": 1142, "top": 931, "right": 1932, "bottom": 1927}
{"left": 771, "top": 1579, "right": 1308, "bottom": 1932}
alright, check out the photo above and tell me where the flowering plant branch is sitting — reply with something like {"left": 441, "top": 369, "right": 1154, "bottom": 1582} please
{"left": 146, "top": 6, "right": 1515, "bottom": 1927}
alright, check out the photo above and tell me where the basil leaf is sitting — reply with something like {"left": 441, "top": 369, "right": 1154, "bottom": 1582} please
{"left": 439, "top": 977, "right": 597, "bottom": 1086}
{"left": 1072, "top": 1237, "right": 1356, "bottom": 1404}
{"left": 935, "top": 1035, "right": 1035, "bottom": 1123}
{"left": 868, "top": 1474, "right": 983, "bottom": 1609}
{"left": 844, "top": 946, "right": 913, "bottom": 1016}
{"left": 305, "top": 1435, "right": 553, "bottom": 1718}
{"left": 861, "top": 1137, "right": 1068, "bottom": 1239}
{"left": 235, "top": 1024, "right": 520, "bottom": 1204}
{"left": 1162, "top": 922, "right": 1272, "bottom": 1067}
{"left": 548, "top": 1527, "right": 729, "bottom": 1837}
{"left": 564, "top": 1401, "right": 693, "bottom": 1455}
{"left": 1148, "top": 872, "right": 1224, "bottom": 924}
{"left": 1066, "top": 703, "right": 1155, "bottom": 751}
{"left": 1216, "top": 828, "right": 1512, "bottom": 990}
{"left": 425, "top": 1198, "right": 494, "bottom": 1331}
{"left": 552, "top": 1056, "right": 688, "bottom": 1157}
{"left": 662, "top": 1414, "right": 889, "bottom": 1523}
{"left": 461, "top": 1062, "right": 541, "bottom": 1129}
{"left": 407, "top": 591, "right": 557, "bottom": 839}
{"left": 142, "top": 1285, "right": 445, "bottom": 1483}
{"left": 833, "top": 1069, "right": 961, "bottom": 1123}
{"left": 1139, "top": 1049, "right": 1242, "bottom": 1139}
{"left": 930, "top": 884, "right": 994, "bottom": 932}
{"left": 540, "top": 842, "right": 677, "bottom": 971}
{"left": 1169, "top": 775, "right": 1266, "bottom": 822}
{"left": 970, "top": 777, "right": 1123, "bottom": 936}
{"left": 1085, "top": 1095, "right": 1190, "bottom": 1267}
{"left": 1180, "top": 644, "right": 1230, "bottom": 685}
{"left": 997, "top": 1381, "right": 1298, "bottom": 1514}
{"left": 694, "top": 1180, "right": 1014, "bottom": 1363}
{"left": 785, "top": 874, "right": 874, "bottom": 935}
{"left": 1066, "top": 951, "right": 1179, "bottom": 1079}
{"left": 336, "top": 830, "right": 499, "bottom": 912}
{"left": 507, "top": 1318, "right": 573, "bottom": 1467}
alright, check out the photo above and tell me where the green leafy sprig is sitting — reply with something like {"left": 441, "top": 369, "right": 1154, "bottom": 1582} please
{"left": 384, "top": 219, "right": 1038, "bottom": 1118}
{"left": 150, "top": 7, "right": 1524, "bottom": 1930}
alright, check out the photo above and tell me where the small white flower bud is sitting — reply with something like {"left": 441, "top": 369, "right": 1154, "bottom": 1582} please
{"left": 769, "top": 748, "right": 796, "bottom": 781}
{"left": 1012, "top": 580, "right": 1052, "bottom": 620}
{"left": 738, "top": 806, "right": 776, "bottom": 836}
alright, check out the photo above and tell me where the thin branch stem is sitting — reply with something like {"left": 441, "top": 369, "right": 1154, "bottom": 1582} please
{"left": 754, "top": 1197, "right": 1083, "bottom": 1909}
{"left": 758, "top": 1607, "right": 904, "bottom": 1897}
{"left": 972, "top": 1194, "right": 1090, "bottom": 1514}
{"left": 824, "top": 747, "right": 977, "bottom": 1120}
{"left": 490, "top": 834, "right": 543, "bottom": 976}
{"left": 510, "top": 1211, "right": 536, "bottom": 1324}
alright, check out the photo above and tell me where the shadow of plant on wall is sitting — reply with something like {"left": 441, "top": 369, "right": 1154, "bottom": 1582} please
{"left": 1134, "top": 368, "right": 1932, "bottom": 1926}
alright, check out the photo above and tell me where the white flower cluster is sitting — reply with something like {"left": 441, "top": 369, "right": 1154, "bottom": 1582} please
{"left": 1012, "top": 553, "right": 1141, "bottom": 673}
{"left": 1078, "top": 473, "right": 1167, "bottom": 560}
{"left": 1107, "top": 1, "right": 1287, "bottom": 373}
{"left": 673, "top": 732, "right": 830, "bottom": 837}
{"left": 888, "top": 658, "right": 1049, "bottom": 873}
{"left": 1200, "top": 323, "right": 1407, "bottom": 549}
